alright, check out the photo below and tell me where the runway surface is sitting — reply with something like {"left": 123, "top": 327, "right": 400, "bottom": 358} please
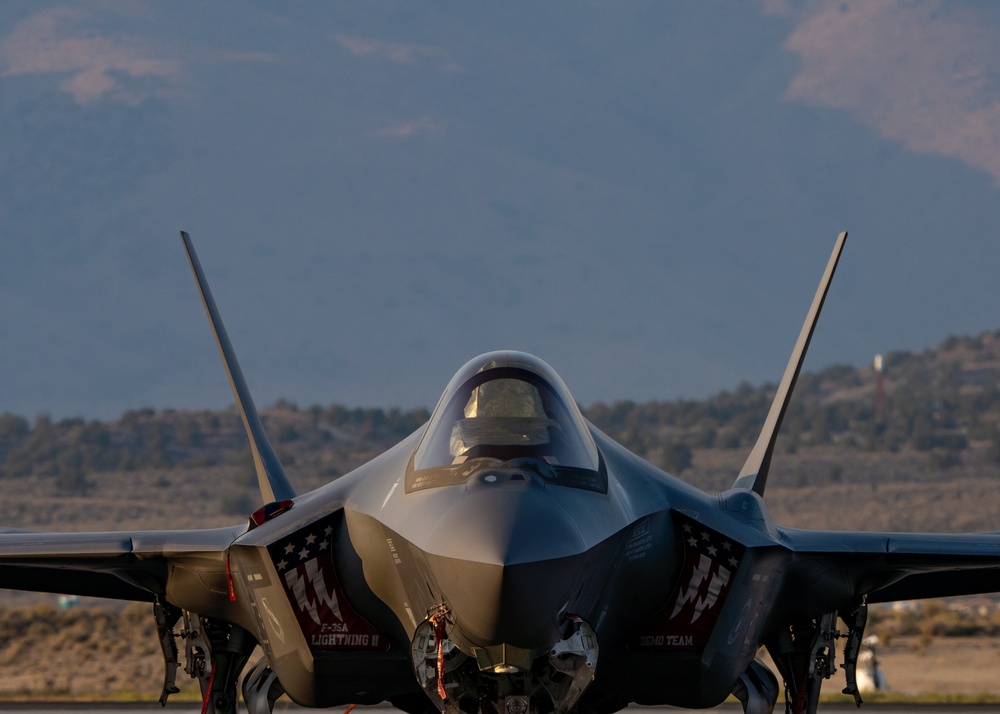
{"left": 5, "top": 705, "right": 1000, "bottom": 713}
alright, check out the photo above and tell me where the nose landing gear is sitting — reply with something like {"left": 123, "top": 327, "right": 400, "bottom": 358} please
{"left": 411, "top": 610, "right": 599, "bottom": 714}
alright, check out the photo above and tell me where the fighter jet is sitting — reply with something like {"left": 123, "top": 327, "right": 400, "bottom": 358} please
{"left": 1, "top": 231, "right": 999, "bottom": 714}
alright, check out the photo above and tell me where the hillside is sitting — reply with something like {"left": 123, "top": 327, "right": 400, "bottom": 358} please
{"left": 2, "top": 331, "right": 1000, "bottom": 700}
{"left": 2, "top": 330, "right": 1000, "bottom": 536}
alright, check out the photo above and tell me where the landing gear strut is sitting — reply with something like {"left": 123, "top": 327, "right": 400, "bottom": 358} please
{"left": 764, "top": 602, "right": 868, "bottom": 714}
{"left": 153, "top": 600, "right": 257, "bottom": 714}
{"left": 410, "top": 609, "right": 600, "bottom": 714}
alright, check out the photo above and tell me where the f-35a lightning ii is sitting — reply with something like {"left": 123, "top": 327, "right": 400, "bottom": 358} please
{"left": 2, "top": 231, "right": 999, "bottom": 714}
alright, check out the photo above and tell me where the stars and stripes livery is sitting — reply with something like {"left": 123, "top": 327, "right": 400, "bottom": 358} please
{"left": 630, "top": 515, "right": 745, "bottom": 651}
{"left": 267, "top": 515, "right": 388, "bottom": 652}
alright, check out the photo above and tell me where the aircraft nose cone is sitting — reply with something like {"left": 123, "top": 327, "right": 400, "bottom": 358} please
{"left": 424, "top": 469, "right": 587, "bottom": 565}
{"left": 421, "top": 470, "right": 591, "bottom": 650}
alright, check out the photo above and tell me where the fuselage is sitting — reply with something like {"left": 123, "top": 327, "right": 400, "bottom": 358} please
{"left": 219, "top": 352, "right": 790, "bottom": 712}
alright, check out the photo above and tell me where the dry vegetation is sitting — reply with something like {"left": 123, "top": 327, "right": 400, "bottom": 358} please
{"left": 0, "top": 603, "right": 201, "bottom": 700}
{"left": 2, "top": 330, "right": 1000, "bottom": 699}
{"left": 1, "top": 602, "right": 999, "bottom": 701}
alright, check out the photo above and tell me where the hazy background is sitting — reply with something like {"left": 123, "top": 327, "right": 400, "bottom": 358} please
{"left": 3, "top": 0, "right": 1000, "bottom": 419}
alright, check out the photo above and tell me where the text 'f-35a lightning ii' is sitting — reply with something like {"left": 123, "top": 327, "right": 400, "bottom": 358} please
{"left": 2, "top": 231, "right": 999, "bottom": 714}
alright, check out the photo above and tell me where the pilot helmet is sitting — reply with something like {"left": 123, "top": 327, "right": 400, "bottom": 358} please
{"left": 449, "top": 378, "right": 553, "bottom": 458}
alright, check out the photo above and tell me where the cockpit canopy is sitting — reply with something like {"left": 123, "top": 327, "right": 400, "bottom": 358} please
{"left": 408, "top": 352, "right": 605, "bottom": 493}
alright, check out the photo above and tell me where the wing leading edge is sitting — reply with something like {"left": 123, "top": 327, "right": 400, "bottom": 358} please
{"left": 727, "top": 232, "right": 1000, "bottom": 609}
{"left": 776, "top": 527, "right": 1000, "bottom": 615}
{"left": 0, "top": 234, "right": 284, "bottom": 607}
{"left": 0, "top": 525, "right": 243, "bottom": 601}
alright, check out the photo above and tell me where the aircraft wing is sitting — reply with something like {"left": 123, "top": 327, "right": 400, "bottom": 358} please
{"left": 0, "top": 525, "right": 244, "bottom": 602}
{"left": 776, "top": 526, "right": 1000, "bottom": 615}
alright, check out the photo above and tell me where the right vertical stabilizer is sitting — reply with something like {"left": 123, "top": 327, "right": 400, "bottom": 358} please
{"left": 180, "top": 231, "right": 297, "bottom": 505}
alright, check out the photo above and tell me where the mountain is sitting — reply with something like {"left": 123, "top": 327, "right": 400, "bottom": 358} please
{"left": 1, "top": 2, "right": 1000, "bottom": 420}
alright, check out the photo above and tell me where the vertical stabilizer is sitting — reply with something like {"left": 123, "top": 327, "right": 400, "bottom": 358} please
{"left": 180, "top": 231, "right": 296, "bottom": 505}
{"left": 732, "top": 232, "right": 847, "bottom": 496}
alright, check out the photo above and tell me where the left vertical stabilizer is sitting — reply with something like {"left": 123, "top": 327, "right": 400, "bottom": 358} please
{"left": 180, "top": 231, "right": 296, "bottom": 505}
{"left": 732, "top": 232, "right": 847, "bottom": 496}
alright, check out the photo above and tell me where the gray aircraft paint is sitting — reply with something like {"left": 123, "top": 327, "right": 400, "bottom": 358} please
{"left": 1, "top": 232, "right": 999, "bottom": 714}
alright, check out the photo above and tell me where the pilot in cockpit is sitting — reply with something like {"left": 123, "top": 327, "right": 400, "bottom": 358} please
{"left": 407, "top": 353, "right": 605, "bottom": 493}
{"left": 449, "top": 378, "right": 560, "bottom": 463}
